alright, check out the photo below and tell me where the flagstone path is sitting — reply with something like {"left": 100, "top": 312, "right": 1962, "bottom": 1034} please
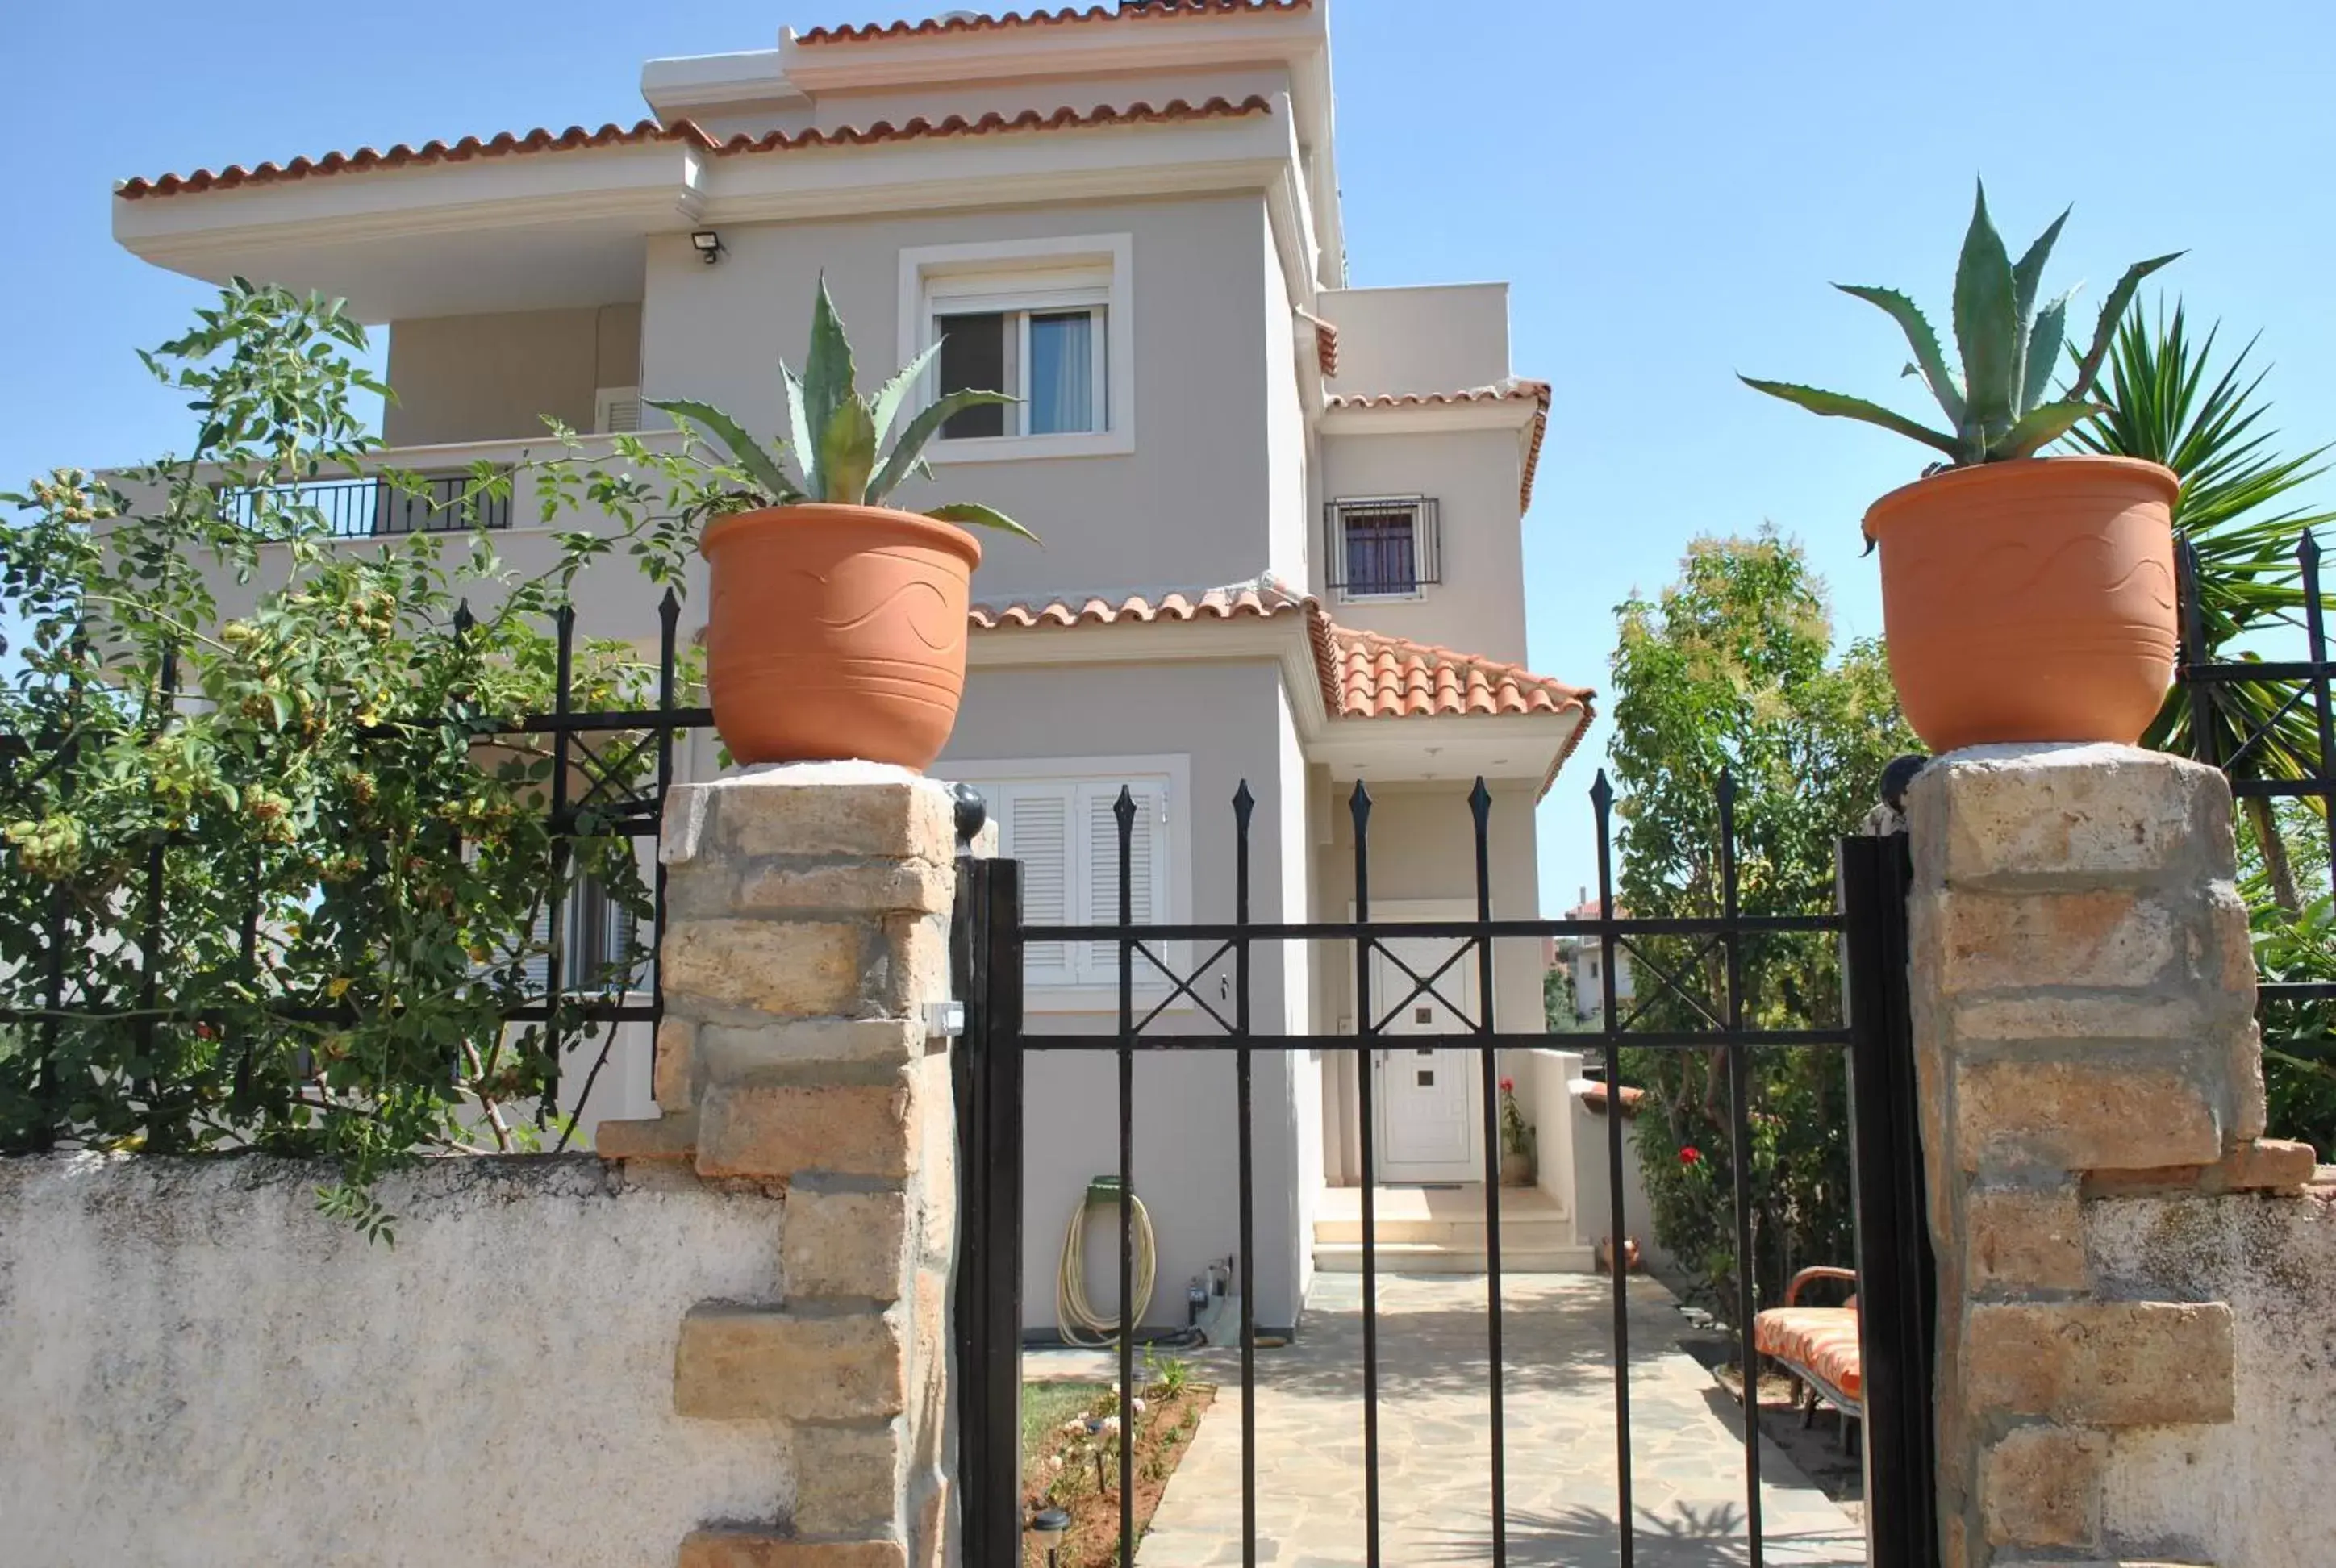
{"left": 1028, "top": 1271, "right": 1865, "bottom": 1566}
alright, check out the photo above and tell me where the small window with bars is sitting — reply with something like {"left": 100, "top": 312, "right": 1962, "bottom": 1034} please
{"left": 1324, "top": 496, "right": 1441, "bottom": 599}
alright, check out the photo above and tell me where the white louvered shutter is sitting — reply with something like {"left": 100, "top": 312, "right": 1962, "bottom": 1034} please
{"left": 1000, "top": 784, "right": 1076, "bottom": 987}
{"left": 594, "top": 386, "right": 644, "bottom": 434}
{"left": 1079, "top": 781, "right": 1166, "bottom": 985}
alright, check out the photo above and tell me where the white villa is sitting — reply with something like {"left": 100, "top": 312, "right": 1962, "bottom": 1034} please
{"left": 111, "top": 0, "right": 1606, "bottom": 1332}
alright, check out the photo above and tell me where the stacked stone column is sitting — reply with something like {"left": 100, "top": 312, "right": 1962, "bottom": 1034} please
{"left": 1905, "top": 744, "right": 2315, "bottom": 1566}
{"left": 599, "top": 762, "right": 963, "bottom": 1568}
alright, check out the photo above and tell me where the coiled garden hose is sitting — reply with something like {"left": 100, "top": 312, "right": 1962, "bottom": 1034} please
{"left": 1056, "top": 1176, "right": 1158, "bottom": 1348}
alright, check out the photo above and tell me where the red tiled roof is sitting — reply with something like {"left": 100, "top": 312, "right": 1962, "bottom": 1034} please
{"left": 798, "top": 1, "right": 1312, "bottom": 46}
{"left": 1312, "top": 318, "right": 1340, "bottom": 379}
{"left": 707, "top": 95, "right": 1270, "bottom": 157}
{"left": 116, "top": 121, "right": 708, "bottom": 199}
{"left": 969, "top": 578, "right": 1310, "bottom": 629}
{"left": 1320, "top": 621, "right": 1591, "bottom": 721}
{"left": 1326, "top": 379, "right": 1551, "bottom": 512}
{"left": 116, "top": 96, "right": 1273, "bottom": 199}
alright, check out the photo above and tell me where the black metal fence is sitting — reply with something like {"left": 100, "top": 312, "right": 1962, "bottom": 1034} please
{"left": 0, "top": 591, "right": 704, "bottom": 1152}
{"left": 2176, "top": 532, "right": 2336, "bottom": 1057}
{"left": 953, "top": 771, "right": 1935, "bottom": 1566}
{"left": 217, "top": 470, "right": 513, "bottom": 538}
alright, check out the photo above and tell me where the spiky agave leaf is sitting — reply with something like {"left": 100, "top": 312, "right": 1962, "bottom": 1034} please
{"left": 782, "top": 365, "right": 818, "bottom": 498}
{"left": 2020, "top": 286, "right": 2079, "bottom": 418}
{"left": 644, "top": 398, "right": 801, "bottom": 503}
{"left": 820, "top": 394, "right": 878, "bottom": 505}
{"left": 1996, "top": 398, "right": 2105, "bottom": 461}
{"left": 796, "top": 277, "right": 857, "bottom": 496}
{"left": 1737, "top": 376, "right": 1962, "bottom": 457}
{"left": 866, "top": 389, "right": 1017, "bottom": 504}
{"left": 2070, "top": 251, "right": 2186, "bottom": 403}
{"left": 1838, "top": 285, "right": 1964, "bottom": 427}
{"left": 927, "top": 500, "right": 1041, "bottom": 542}
{"left": 1953, "top": 181, "right": 2019, "bottom": 441}
{"left": 2007, "top": 205, "right": 2071, "bottom": 418}
{"left": 869, "top": 341, "right": 942, "bottom": 451}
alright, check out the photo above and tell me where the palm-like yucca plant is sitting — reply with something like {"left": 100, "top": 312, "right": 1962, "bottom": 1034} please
{"left": 1743, "top": 181, "right": 2180, "bottom": 468}
{"left": 2070, "top": 300, "right": 2336, "bottom": 911}
{"left": 650, "top": 276, "right": 1037, "bottom": 540}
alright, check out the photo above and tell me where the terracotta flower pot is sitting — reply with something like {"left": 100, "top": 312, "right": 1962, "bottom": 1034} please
{"left": 1863, "top": 455, "right": 2180, "bottom": 753}
{"left": 700, "top": 503, "right": 982, "bottom": 769}
{"left": 1500, "top": 1151, "right": 1533, "bottom": 1188}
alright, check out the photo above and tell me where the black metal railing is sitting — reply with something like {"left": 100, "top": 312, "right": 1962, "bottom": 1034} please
{"left": 953, "top": 770, "right": 1935, "bottom": 1567}
{"left": 2176, "top": 531, "right": 2336, "bottom": 1045}
{"left": 0, "top": 591, "right": 706, "bottom": 1146}
{"left": 218, "top": 471, "right": 512, "bottom": 538}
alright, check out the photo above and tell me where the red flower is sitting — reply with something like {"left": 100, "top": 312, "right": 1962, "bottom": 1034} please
{"left": 1498, "top": 1076, "right": 1516, "bottom": 1094}
{"left": 1679, "top": 1145, "right": 1703, "bottom": 1166}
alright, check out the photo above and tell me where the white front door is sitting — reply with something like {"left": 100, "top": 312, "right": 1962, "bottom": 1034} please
{"left": 1367, "top": 922, "right": 1483, "bottom": 1183}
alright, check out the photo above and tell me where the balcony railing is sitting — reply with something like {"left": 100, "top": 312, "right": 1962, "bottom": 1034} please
{"left": 219, "top": 471, "right": 512, "bottom": 539}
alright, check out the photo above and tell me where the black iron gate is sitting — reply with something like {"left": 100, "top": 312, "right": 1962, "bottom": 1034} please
{"left": 952, "top": 772, "right": 1935, "bottom": 1566}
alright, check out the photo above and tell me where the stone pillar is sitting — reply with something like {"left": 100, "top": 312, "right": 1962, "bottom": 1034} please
{"left": 1905, "top": 744, "right": 2315, "bottom": 1567}
{"left": 599, "top": 762, "right": 962, "bottom": 1568}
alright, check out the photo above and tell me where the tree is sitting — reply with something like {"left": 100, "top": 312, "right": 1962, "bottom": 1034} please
{"left": 0, "top": 284, "right": 671, "bottom": 1232}
{"left": 1605, "top": 532, "right": 1917, "bottom": 1320}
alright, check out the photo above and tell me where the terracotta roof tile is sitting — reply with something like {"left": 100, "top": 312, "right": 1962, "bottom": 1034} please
{"left": 1312, "top": 318, "right": 1340, "bottom": 378}
{"left": 966, "top": 579, "right": 1596, "bottom": 793}
{"left": 115, "top": 120, "right": 711, "bottom": 199}
{"left": 969, "top": 578, "right": 1311, "bottom": 629}
{"left": 1326, "top": 378, "right": 1551, "bottom": 512}
{"left": 116, "top": 96, "right": 1272, "bottom": 199}
{"left": 798, "top": 1, "right": 1311, "bottom": 46}
{"left": 1318, "top": 619, "right": 1591, "bottom": 721}
{"left": 707, "top": 95, "right": 1272, "bottom": 156}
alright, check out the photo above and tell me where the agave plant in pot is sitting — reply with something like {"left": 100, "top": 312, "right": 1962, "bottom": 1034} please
{"left": 642, "top": 280, "right": 1035, "bottom": 770}
{"left": 1743, "top": 183, "right": 2182, "bottom": 753}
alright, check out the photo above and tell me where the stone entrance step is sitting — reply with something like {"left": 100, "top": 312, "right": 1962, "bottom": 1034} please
{"left": 1310, "top": 1184, "right": 1594, "bottom": 1274}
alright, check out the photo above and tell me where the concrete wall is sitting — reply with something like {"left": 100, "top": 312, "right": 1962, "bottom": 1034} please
{"left": 640, "top": 194, "right": 1277, "bottom": 604}
{"left": 2086, "top": 1183, "right": 2336, "bottom": 1567}
{"left": 1318, "top": 423, "right": 1530, "bottom": 663}
{"left": 0, "top": 1153, "right": 786, "bottom": 1568}
{"left": 1319, "top": 281, "right": 1510, "bottom": 396}
{"left": 384, "top": 302, "right": 641, "bottom": 447}
{"left": 1541, "top": 1049, "right": 1668, "bottom": 1270}
{"left": 937, "top": 658, "right": 1312, "bottom": 1333}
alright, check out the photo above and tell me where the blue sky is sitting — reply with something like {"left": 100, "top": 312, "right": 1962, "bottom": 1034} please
{"left": 6, "top": 0, "right": 2335, "bottom": 910}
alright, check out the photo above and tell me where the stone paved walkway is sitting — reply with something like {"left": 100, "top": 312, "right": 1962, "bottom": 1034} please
{"left": 1031, "top": 1272, "right": 1863, "bottom": 1566}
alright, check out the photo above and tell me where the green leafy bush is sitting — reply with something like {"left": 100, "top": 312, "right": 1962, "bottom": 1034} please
{"left": 0, "top": 283, "right": 670, "bottom": 1218}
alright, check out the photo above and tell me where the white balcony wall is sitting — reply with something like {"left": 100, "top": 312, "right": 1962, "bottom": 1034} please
{"left": 1320, "top": 282, "right": 1512, "bottom": 397}
{"left": 384, "top": 303, "right": 643, "bottom": 448}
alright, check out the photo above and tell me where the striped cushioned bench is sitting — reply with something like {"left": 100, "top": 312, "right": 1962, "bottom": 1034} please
{"left": 1751, "top": 1266, "right": 1862, "bottom": 1449}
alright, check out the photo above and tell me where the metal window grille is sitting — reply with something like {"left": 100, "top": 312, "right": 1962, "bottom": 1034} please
{"left": 1324, "top": 496, "right": 1441, "bottom": 598}
{"left": 218, "top": 471, "right": 512, "bottom": 539}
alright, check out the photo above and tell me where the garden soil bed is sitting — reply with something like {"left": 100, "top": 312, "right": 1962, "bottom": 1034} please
{"left": 1020, "top": 1376, "right": 1217, "bottom": 1566}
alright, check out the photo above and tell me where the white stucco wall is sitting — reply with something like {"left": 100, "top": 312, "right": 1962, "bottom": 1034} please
{"left": 2084, "top": 1181, "right": 2336, "bottom": 1567}
{"left": 939, "top": 657, "right": 1312, "bottom": 1333}
{"left": 0, "top": 1154, "right": 786, "bottom": 1568}
{"left": 1317, "top": 282, "right": 1511, "bottom": 397}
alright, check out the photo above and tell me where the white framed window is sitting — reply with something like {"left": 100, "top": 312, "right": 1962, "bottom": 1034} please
{"left": 594, "top": 386, "right": 643, "bottom": 434}
{"left": 899, "top": 234, "right": 1136, "bottom": 464}
{"left": 948, "top": 755, "right": 1188, "bottom": 1007}
{"left": 1325, "top": 495, "right": 1442, "bottom": 602}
